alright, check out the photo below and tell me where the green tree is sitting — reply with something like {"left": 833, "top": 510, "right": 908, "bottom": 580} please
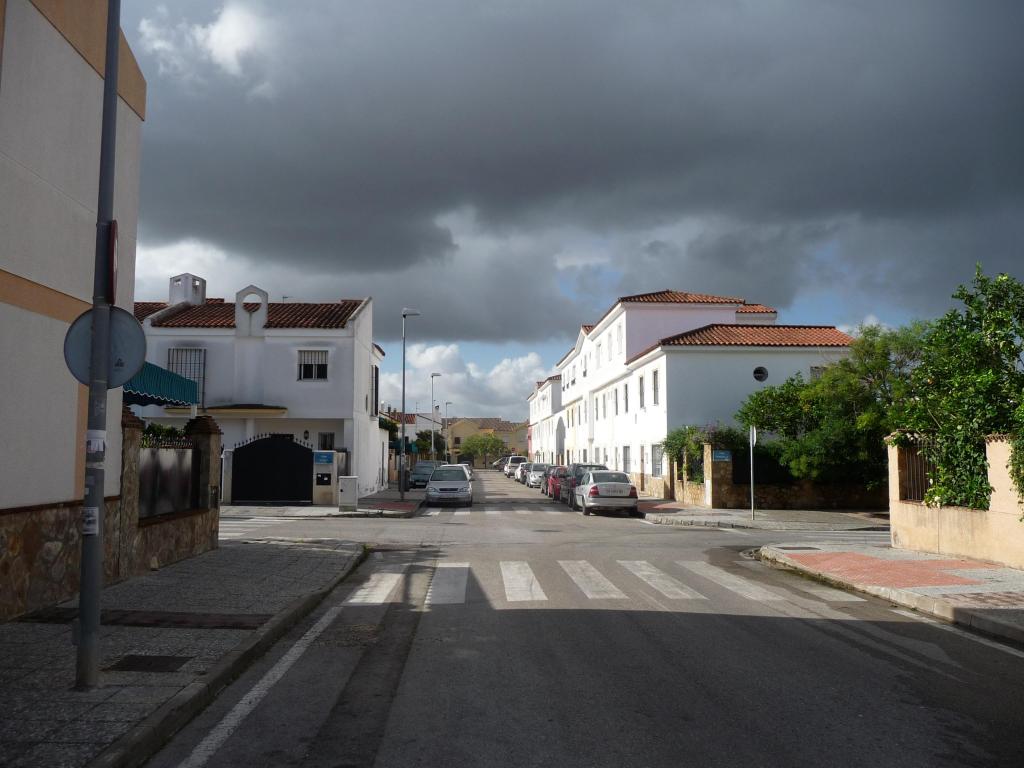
{"left": 736, "top": 324, "right": 925, "bottom": 486}
{"left": 461, "top": 433, "right": 506, "bottom": 464}
{"left": 898, "top": 267, "right": 1024, "bottom": 508}
{"left": 414, "top": 430, "right": 445, "bottom": 457}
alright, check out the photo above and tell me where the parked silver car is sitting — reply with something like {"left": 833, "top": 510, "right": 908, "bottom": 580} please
{"left": 425, "top": 467, "right": 474, "bottom": 507}
{"left": 526, "top": 463, "right": 550, "bottom": 488}
{"left": 573, "top": 470, "right": 640, "bottom": 516}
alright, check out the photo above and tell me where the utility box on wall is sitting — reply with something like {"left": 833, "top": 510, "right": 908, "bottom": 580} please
{"left": 313, "top": 451, "right": 339, "bottom": 506}
{"left": 337, "top": 476, "right": 358, "bottom": 511}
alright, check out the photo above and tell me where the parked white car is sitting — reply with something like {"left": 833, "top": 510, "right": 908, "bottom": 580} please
{"left": 439, "top": 464, "right": 471, "bottom": 480}
{"left": 503, "top": 456, "right": 527, "bottom": 477}
{"left": 526, "top": 463, "right": 550, "bottom": 488}
{"left": 573, "top": 470, "right": 640, "bottom": 517}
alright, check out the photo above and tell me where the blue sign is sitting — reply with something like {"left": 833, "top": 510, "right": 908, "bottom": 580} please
{"left": 314, "top": 451, "right": 335, "bottom": 465}
{"left": 712, "top": 449, "right": 732, "bottom": 462}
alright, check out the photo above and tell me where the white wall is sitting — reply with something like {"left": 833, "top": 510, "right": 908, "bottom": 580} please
{"left": 0, "top": 0, "right": 142, "bottom": 506}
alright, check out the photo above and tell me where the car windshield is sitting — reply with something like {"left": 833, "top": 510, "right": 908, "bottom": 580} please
{"left": 532, "top": 464, "right": 550, "bottom": 472}
{"left": 592, "top": 472, "right": 630, "bottom": 484}
{"left": 430, "top": 469, "right": 468, "bottom": 481}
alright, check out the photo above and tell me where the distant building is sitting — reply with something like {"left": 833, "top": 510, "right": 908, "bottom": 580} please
{"left": 447, "top": 418, "right": 529, "bottom": 465}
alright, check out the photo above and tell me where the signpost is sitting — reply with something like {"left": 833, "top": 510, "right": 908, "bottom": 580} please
{"left": 749, "top": 425, "right": 757, "bottom": 520}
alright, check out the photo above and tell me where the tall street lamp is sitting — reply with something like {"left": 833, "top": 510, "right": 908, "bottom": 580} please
{"left": 445, "top": 401, "right": 453, "bottom": 462}
{"left": 429, "top": 372, "right": 441, "bottom": 461}
{"left": 400, "top": 308, "right": 420, "bottom": 500}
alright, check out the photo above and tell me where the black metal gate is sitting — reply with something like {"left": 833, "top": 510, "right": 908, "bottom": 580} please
{"left": 232, "top": 433, "right": 313, "bottom": 504}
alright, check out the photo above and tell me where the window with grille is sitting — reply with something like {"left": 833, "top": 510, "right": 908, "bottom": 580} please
{"left": 298, "top": 350, "right": 328, "bottom": 380}
{"left": 652, "top": 445, "right": 664, "bottom": 477}
{"left": 370, "top": 365, "right": 380, "bottom": 415}
{"left": 614, "top": 389, "right": 619, "bottom": 415}
{"left": 639, "top": 375, "right": 645, "bottom": 408}
{"left": 623, "top": 445, "right": 631, "bottom": 473}
{"left": 318, "top": 432, "right": 335, "bottom": 450}
{"left": 167, "top": 348, "right": 206, "bottom": 407}
{"left": 624, "top": 383, "right": 629, "bottom": 413}
{"left": 653, "top": 370, "right": 660, "bottom": 405}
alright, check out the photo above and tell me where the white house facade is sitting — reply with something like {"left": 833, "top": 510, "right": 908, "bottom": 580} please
{"left": 527, "top": 375, "right": 562, "bottom": 463}
{"left": 529, "top": 290, "right": 852, "bottom": 493}
{"left": 135, "top": 274, "right": 387, "bottom": 496}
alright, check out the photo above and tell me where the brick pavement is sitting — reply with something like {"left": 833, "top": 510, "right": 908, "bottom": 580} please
{"left": 0, "top": 538, "right": 362, "bottom": 768}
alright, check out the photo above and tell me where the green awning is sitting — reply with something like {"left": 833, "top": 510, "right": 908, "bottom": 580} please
{"left": 123, "top": 362, "right": 199, "bottom": 406}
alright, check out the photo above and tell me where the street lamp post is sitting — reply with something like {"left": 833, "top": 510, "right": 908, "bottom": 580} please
{"left": 445, "top": 401, "right": 452, "bottom": 462}
{"left": 429, "top": 372, "right": 441, "bottom": 461}
{"left": 400, "top": 308, "right": 420, "bottom": 500}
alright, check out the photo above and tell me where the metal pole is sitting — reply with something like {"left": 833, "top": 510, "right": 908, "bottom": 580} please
{"left": 430, "top": 375, "right": 435, "bottom": 462}
{"left": 749, "top": 425, "right": 756, "bottom": 521}
{"left": 445, "top": 401, "right": 451, "bottom": 462}
{"left": 400, "top": 314, "right": 407, "bottom": 500}
{"left": 77, "top": 0, "right": 121, "bottom": 690}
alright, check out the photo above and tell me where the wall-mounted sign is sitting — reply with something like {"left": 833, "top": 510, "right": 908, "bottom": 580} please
{"left": 712, "top": 449, "right": 732, "bottom": 462}
{"left": 314, "top": 451, "right": 335, "bottom": 465}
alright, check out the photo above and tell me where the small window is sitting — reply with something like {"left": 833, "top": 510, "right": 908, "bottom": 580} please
{"left": 639, "top": 375, "right": 645, "bottom": 408}
{"left": 623, "top": 445, "right": 631, "bottom": 473}
{"left": 602, "top": 394, "right": 607, "bottom": 418}
{"left": 298, "top": 350, "right": 328, "bottom": 380}
{"left": 318, "top": 432, "right": 335, "bottom": 450}
{"left": 624, "top": 383, "right": 629, "bottom": 413}
{"left": 594, "top": 398, "right": 599, "bottom": 421}
{"left": 614, "top": 389, "right": 619, "bottom": 415}
{"left": 652, "top": 445, "right": 664, "bottom": 477}
{"left": 168, "top": 347, "right": 207, "bottom": 407}
{"left": 454, "top": 437, "right": 461, "bottom": 446}
{"left": 653, "top": 370, "right": 660, "bottom": 405}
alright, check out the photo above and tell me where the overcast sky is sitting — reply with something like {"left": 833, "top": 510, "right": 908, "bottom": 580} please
{"left": 123, "top": 1, "right": 1024, "bottom": 419}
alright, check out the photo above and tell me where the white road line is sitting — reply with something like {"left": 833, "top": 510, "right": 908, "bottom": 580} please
{"left": 676, "top": 561, "right": 784, "bottom": 602}
{"left": 559, "top": 561, "right": 627, "bottom": 600}
{"left": 500, "top": 561, "right": 548, "bottom": 602}
{"left": 515, "top": 510, "right": 531, "bottom": 515}
{"left": 453, "top": 509, "right": 470, "bottom": 516}
{"left": 425, "top": 509, "right": 441, "bottom": 516}
{"left": 485, "top": 510, "right": 501, "bottom": 516}
{"left": 344, "top": 566, "right": 407, "bottom": 605}
{"left": 891, "top": 609, "right": 1024, "bottom": 659}
{"left": 618, "top": 561, "right": 706, "bottom": 600}
{"left": 719, "top": 528, "right": 749, "bottom": 535}
{"left": 178, "top": 603, "right": 344, "bottom": 768}
{"left": 426, "top": 563, "right": 470, "bottom": 605}
{"left": 544, "top": 510, "right": 563, "bottom": 516}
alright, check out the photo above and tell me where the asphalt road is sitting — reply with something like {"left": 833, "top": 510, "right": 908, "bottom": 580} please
{"left": 148, "top": 471, "right": 1024, "bottom": 768}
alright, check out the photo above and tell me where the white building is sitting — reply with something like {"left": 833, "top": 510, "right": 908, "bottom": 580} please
{"left": 529, "top": 290, "right": 851, "bottom": 492}
{"left": 0, "top": 0, "right": 146, "bottom": 513}
{"left": 135, "top": 274, "right": 387, "bottom": 496}
{"left": 527, "top": 375, "right": 562, "bottom": 463}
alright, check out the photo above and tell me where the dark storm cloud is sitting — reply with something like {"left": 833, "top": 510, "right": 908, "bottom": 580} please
{"left": 124, "top": 0, "right": 1024, "bottom": 340}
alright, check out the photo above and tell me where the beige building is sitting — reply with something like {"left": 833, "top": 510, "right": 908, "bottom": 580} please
{"left": 448, "top": 418, "right": 528, "bottom": 466}
{"left": 0, "top": 0, "right": 146, "bottom": 617}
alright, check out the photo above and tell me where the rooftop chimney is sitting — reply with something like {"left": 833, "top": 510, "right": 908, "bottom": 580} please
{"left": 169, "top": 273, "right": 206, "bottom": 306}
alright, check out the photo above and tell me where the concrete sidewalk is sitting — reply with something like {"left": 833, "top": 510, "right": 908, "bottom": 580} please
{"left": 760, "top": 542, "right": 1024, "bottom": 646}
{"left": 0, "top": 538, "right": 363, "bottom": 768}
{"left": 220, "top": 487, "right": 425, "bottom": 520}
{"left": 639, "top": 499, "right": 889, "bottom": 531}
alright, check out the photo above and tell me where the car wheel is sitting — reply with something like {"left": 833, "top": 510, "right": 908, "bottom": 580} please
{"left": 582, "top": 504, "right": 591, "bottom": 516}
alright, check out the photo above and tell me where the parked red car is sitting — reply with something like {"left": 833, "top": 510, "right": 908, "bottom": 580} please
{"left": 546, "top": 466, "right": 569, "bottom": 499}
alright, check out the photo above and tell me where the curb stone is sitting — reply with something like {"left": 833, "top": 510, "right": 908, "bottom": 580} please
{"left": 329, "top": 502, "right": 422, "bottom": 519}
{"left": 89, "top": 544, "right": 366, "bottom": 768}
{"left": 757, "top": 546, "right": 1024, "bottom": 647}
{"left": 644, "top": 513, "right": 888, "bottom": 532}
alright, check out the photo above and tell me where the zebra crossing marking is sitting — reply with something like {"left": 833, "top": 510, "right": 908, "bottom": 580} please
{"left": 485, "top": 510, "right": 501, "bottom": 516}
{"left": 618, "top": 560, "right": 706, "bottom": 600}
{"left": 559, "top": 560, "right": 627, "bottom": 600}
{"left": 500, "top": 561, "right": 548, "bottom": 602}
{"left": 344, "top": 564, "right": 407, "bottom": 605}
{"left": 677, "top": 561, "right": 784, "bottom": 601}
{"left": 426, "top": 563, "right": 470, "bottom": 605}
{"left": 425, "top": 509, "right": 441, "bottom": 516}
{"left": 218, "top": 518, "right": 292, "bottom": 540}
{"left": 453, "top": 509, "right": 470, "bottom": 516}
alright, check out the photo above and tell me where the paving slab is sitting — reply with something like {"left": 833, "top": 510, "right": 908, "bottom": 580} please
{"left": 0, "top": 538, "right": 363, "bottom": 768}
{"left": 759, "top": 542, "right": 1024, "bottom": 646}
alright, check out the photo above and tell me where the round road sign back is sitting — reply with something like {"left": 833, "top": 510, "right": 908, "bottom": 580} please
{"left": 64, "top": 306, "right": 146, "bottom": 388}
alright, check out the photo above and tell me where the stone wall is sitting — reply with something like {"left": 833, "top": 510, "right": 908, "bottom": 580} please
{"left": 706, "top": 443, "right": 887, "bottom": 510}
{"left": 0, "top": 410, "right": 222, "bottom": 621}
{"left": 889, "top": 438, "right": 1024, "bottom": 568}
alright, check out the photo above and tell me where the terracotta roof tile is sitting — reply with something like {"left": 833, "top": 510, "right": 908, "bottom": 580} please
{"left": 628, "top": 324, "right": 851, "bottom": 362}
{"left": 581, "top": 324, "right": 595, "bottom": 334}
{"left": 134, "top": 301, "right": 167, "bottom": 322}
{"left": 737, "top": 303, "right": 777, "bottom": 314}
{"left": 618, "top": 289, "right": 746, "bottom": 305}
{"left": 142, "top": 300, "right": 364, "bottom": 329}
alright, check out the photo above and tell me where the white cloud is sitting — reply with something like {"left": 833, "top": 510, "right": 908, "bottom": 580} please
{"left": 137, "top": 3, "right": 275, "bottom": 94}
{"left": 378, "top": 345, "right": 543, "bottom": 421}
{"left": 837, "top": 313, "right": 891, "bottom": 336}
